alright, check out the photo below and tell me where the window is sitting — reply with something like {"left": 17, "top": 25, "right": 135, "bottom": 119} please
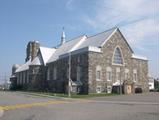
{"left": 20, "top": 72, "right": 22, "bottom": 85}
{"left": 116, "top": 72, "right": 120, "bottom": 81}
{"left": 133, "top": 73, "right": 137, "bottom": 82}
{"left": 96, "top": 66, "right": 102, "bottom": 81}
{"left": 77, "top": 66, "right": 82, "bottom": 81}
{"left": 96, "top": 71, "right": 101, "bottom": 80}
{"left": 124, "top": 69, "right": 129, "bottom": 80}
{"left": 133, "top": 69, "right": 137, "bottom": 82}
{"left": 116, "top": 67, "right": 120, "bottom": 82}
{"left": 47, "top": 68, "right": 50, "bottom": 81}
{"left": 23, "top": 72, "right": 25, "bottom": 84}
{"left": 66, "top": 67, "right": 69, "bottom": 79}
{"left": 107, "top": 71, "right": 112, "bottom": 81}
{"left": 125, "top": 73, "right": 129, "bottom": 80}
{"left": 113, "top": 47, "right": 123, "bottom": 64}
{"left": 107, "top": 86, "right": 112, "bottom": 93}
{"left": 53, "top": 67, "right": 57, "bottom": 80}
{"left": 96, "top": 86, "right": 102, "bottom": 93}
{"left": 106, "top": 67, "right": 112, "bottom": 81}
{"left": 26, "top": 71, "right": 29, "bottom": 83}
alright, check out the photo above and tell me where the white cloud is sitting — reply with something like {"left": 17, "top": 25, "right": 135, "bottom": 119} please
{"left": 121, "top": 18, "right": 159, "bottom": 50}
{"left": 82, "top": 0, "right": 159, "bottom": 50}
{"left": 66, "top": 0, "right": 75, "bottom": 10}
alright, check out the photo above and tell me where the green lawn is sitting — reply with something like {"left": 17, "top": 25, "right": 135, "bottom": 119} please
{"left": 20, "top": 91, "right": 119, "bottom": 98}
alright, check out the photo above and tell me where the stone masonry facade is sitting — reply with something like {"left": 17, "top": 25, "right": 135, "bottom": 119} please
{"left": 88, "top": 30, "right": 149, "bottom": 93}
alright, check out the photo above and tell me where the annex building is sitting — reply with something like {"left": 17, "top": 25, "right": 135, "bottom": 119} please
{"left": 10, "top": 27, "right": 149, "bottom": 94}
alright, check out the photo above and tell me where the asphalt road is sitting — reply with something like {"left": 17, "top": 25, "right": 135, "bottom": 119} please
{"left": 0, "top": 91, "right": 159, "bottom": 120}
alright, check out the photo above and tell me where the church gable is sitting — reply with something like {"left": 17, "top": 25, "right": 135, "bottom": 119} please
{"left": 97, "top": 28, "right": 134, "bottom": 68}
{"left": 102, "top": 28, "right": 133, "bottom": 54}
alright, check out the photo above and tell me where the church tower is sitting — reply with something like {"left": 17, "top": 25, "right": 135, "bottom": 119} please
{"left": 60, "top": 27, "right": 66, "bottom": 46}
{"left": 25, "top": 40, "right": 40, "bottom": 62}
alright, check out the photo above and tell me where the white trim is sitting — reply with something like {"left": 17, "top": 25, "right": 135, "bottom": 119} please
{"left": 88, "top": 46, "right": 101, "bottom": 53}
{"left": 101, "top": 28, "right": 118, "bottom": 47}
{"left": 132, "top": 54, "right": 148, "bottom": 61}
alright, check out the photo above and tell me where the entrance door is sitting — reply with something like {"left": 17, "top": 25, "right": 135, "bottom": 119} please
{"left": 126, "top": 85, "right": 132, "bottom": 94}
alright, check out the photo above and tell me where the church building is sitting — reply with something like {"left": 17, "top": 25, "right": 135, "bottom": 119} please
{"left": 10, "top": 27, "right": 149, "bottom": 94}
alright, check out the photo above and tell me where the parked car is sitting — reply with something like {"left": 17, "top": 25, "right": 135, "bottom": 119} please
{"left": 135, "top": 87, "right": 142, "bottom": 93}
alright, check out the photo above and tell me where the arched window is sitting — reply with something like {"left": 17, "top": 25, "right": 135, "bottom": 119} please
{"left": 113, "top": 47, "right": 123, "bottom": 64}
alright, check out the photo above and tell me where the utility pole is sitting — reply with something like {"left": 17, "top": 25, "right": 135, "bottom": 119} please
{"left": 119, "top": 68, "right": 122, "bottom": 95}
{"left": 120, "top": 79, "right": 122, "bottom": 95}
{"left": 4, "top": 73, "right": 7, "bottom": 90}
{"left": 68, "top": 52, "right": 71, "bottom": 97}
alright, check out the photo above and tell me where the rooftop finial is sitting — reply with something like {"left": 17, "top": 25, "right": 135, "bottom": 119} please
{"left": 61, "top": 27, "right": 66, "bottom": 45}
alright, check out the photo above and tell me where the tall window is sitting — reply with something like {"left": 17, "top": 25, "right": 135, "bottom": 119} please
{"left": 77, "top": 66, "right": 82, "bottom": 81}
{"left": 124, "top": 69, "right": 129, "bottom": 80}
{"left": 53, "top": 67, "right": 57, "bottom": 80}
{"left": 20, "top": 72, "right": 22, "bottom": 85}
{"left": 47, "top": 68, "right": 50, "bottom": 81}
{"left": 133, "top": 69, "right": 137, "bottom": 82}
{"left": 97, "top": 71, "right": 101, "bottom": 80}
{"left": 26, "top": 71, "right": 29, "bottom": 83}
{"left": 113, "top": 47, "right": 123, "bottom": 64}
{"left": 116, "top": 67, "right": 120, "bottom": 82}
{"left": 96, "top": 66, "right": 102, "bottom": 81}
{"left": 106, "top": 67, "right": 112, "bottom": 81}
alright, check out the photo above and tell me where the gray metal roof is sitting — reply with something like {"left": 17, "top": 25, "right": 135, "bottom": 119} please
{"left": 47, "top": 35, "right": 86, "bottom": 63}
{"left": 78, "top": 27, "right": 116, "bottom": 49}
{"left": 47, "top": 28, "right": 117, "bottom": 63}
{"left": 15, "top": 59, "right": 31, "bottom": 73}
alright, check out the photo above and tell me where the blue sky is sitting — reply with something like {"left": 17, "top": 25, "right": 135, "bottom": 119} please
{"left": 0, "top": 0, "right": 159, "bottom": 83}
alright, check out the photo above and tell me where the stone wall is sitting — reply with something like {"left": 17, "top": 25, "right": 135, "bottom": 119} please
{"left": 47, "top": 52, "right": 89, "bottom": 93}
{"left": 28, "top": 65, "right": 46, "bottom": 91}
{"left": 131, "top": 58, "right": 149, "bottom": 92}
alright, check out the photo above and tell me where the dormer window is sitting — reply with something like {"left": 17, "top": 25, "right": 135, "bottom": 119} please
{"left": 113, "top": 47, "right": 123, "bottom": 65}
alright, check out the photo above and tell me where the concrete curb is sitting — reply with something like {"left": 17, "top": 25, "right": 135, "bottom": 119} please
{"left": 16, "top": 91, "right": 75, "bottom": 100}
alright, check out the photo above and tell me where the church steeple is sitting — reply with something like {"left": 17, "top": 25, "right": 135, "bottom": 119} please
{"left": 61, "top": 27, "right": 66, "bottom": 46}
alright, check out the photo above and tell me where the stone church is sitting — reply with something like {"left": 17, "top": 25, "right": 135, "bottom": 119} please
{"left": 10, "top": 27, "right": 149, "bottom": 94}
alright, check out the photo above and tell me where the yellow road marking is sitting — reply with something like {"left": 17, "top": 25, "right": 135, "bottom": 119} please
{"left": 0, "top": 100, "right": 69, "bottom": 111}
{"left": 0, "top": 99, "right": 92, "bottom": 111}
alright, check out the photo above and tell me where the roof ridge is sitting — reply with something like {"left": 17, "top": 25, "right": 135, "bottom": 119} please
{"left": 87, "top": 27, "right": 118, "bottom": 38}
{"left": 65, "top": 34, "right": 86, "bottom": 43}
